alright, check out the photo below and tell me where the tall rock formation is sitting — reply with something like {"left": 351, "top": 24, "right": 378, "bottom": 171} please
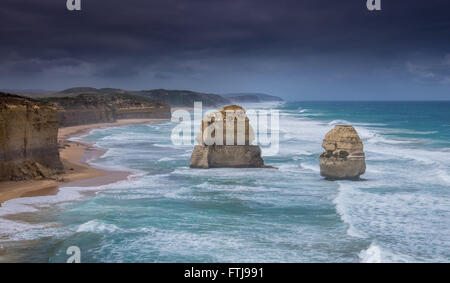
{"left": 190, "top": 105, "right": 265, "bottom": 168}
{"left": 319, "top": 125, "right": 366, "bottom": 180}
{"left": 0, "top": 93, "right": 63, "bottom": 181}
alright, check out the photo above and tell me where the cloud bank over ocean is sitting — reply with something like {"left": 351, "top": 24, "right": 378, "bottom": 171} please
{"left": 1, "top": 0, "right": 450, "bottom": 99}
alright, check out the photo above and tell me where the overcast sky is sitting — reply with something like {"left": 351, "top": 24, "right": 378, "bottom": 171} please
{"left": 1, "top": 0, "right": 449, "bottom": 100}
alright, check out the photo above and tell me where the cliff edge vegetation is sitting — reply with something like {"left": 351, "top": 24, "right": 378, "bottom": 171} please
{"left": 49, "top": 87, "right": 229, "bottom": 108}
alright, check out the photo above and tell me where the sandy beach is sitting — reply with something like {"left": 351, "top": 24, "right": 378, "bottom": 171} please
{"left": 0, "top": 119, "right": 167, "bottom": 206}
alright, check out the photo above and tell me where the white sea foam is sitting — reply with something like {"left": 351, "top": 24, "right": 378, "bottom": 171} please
{"left": 383, "top": 128, "right": 438, "bottom": 135}
{"left": 77, "top": 220, "right": 119, "bottom": 233}
{"left": 157, "top": 157, "right": 177, "bottom": 162}
{"left": 153, "top": 143, "right": 189, "bottom": 149}
{"left": 435, "top": 169, "right": 450, "bottom": 185}
{"left": 367, "top": 143, "right": 450, "bottom": 166}
{"left": 0, "top": 218, "right": 49, "bottom": 239}
{"left": 0, "top": 171, "right": 145, "bottom": 240}
{"left": 359, "top": 243, "right": 419, "bottom": 263}
{"left": 334, "top": 176, "right": 450, "bottom": 262}
{"left": 299, "top": 163, "right": 320, "bottom": 172}
{"left": 359, "top": 244, "right": 382, "bottom": 263}
{"left": 297, "top": 113, "right": 324, "bottom": 117}
{"left": 2, "top": 106, "right": 449, "bottom": 262}
{"left": 333, "top": 183, "right": 367, "bottom": 238}
{"left": 328, "top": 120, "right": 386, "bottom": 127}
{"left": 74, "top": 107, "right": 450, "bottom": 262}
{"left": 0, "top": 188, "right": 87, "bottom": 218}
{"left": 0, "top": 186, "right": 95, "bottom": 240}
{"left": 328, "top": 120, "right": 352, "bottom": 126}
{"left": 291, "top": 151, "right": 314, "bottom": 159}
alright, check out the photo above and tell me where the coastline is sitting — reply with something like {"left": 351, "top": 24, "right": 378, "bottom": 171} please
{"left": 0, "top": 119, "right": 167, "bottom": 207}
{"left": 0, "top": 102, "right": 448, "bottom": 262}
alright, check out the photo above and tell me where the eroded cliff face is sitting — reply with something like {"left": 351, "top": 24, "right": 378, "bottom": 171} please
{"left": 319, "top": 125, "right": 366, "bottom": 180}
{"left": 57, "top": 106, "right": 115, "bottom": 127}
{"left": 0, "top": 93, "right": 63, "bottom": 181}
{"left": 114, "top": 106, "right": 171, "bottom": 119}
{"left": 46, "top": 93, "right": 171, "bottom": 127}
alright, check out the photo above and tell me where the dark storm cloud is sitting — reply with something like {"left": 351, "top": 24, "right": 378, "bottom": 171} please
{"left": 406, "top": 54, "right": 450, "bottom": 84}
{"left": 1, "top": 0, "right": 450, "bottom": 98}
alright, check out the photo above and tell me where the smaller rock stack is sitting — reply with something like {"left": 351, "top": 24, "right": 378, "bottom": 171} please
{"left": 319, "top": 125, "right": 366, "bottom": 180}
{"left": 190, "top": 105, "right": 265, "bottom": 168}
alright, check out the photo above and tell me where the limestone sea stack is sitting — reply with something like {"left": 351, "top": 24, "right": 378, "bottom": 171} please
{"left": 190, "top": 105, "right": 265, "bottom": 168}
{"left": 319, "top": 125, "right": 366, "bottom": 180}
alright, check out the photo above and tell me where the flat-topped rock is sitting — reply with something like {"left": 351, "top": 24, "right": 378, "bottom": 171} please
{"left": 319, "top": 125, "right": 366, "bottom": 180}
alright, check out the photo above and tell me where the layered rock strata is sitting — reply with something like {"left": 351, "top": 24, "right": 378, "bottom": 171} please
{"left": 45, "top": 93, "right": 171, "bottom": 127}
{"left": 0, "top": 93, "right": 63, "bottom": 181}
{"left": 190, "top": 105, "right": 265, "bottom": 168}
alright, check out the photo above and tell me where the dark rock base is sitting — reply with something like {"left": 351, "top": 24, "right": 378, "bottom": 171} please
{"left": 319, "top": 156, "right": 366, "bottom": 180}
{"left": 190, "top": 145, "right": 265, "bottom": 169}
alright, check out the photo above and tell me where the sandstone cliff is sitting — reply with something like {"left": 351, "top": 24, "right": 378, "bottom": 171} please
{"left": 0, "top": 93, "right": 63, "bottom": 181}
{"left": 44, "top": 93, "right": 171, "bottom": 127}
{"left": 319, "top": 125, "right": 366, "bottom": 180}
{"left": 190, "top": 105, "right": 265, "bottom": 169}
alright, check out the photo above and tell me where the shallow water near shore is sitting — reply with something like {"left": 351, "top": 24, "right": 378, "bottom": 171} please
{"left": 0, "top": 101, "right": 449, "bottom": 262}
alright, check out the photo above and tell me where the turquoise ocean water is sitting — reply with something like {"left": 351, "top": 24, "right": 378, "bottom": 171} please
{"left": 0, "top": 101, "right": 449, "bottom": 262}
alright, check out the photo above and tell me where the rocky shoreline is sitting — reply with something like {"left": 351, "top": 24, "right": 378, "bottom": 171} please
{"left": 1, "top": 95, "right": 368, "bottom": 208}
{"left": 0, "top": 91, "right": 173, "bottom": 205}
{"left": 0, "top": 119, "right": 163, "bottom": 206}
